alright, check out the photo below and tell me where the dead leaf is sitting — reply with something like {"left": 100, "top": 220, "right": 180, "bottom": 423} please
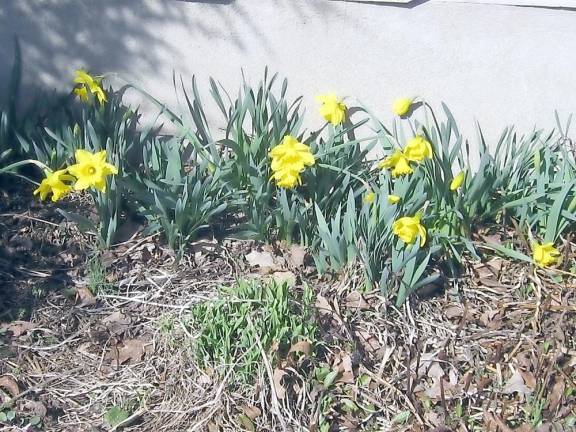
{"left": 315, "top": 294, "right": 332, "bottom": 316}
{"left": 0, "top": 320, "right": 36, "bottom": 337}
{"left": 519, "top": 370, "right": 536, "bottom": 391}
{"left": 21, "top": 400, "right": 47, "bottom": 417}
{"left": 344, "top": 291, "right": 371, "bottom": 311}
{"left": 444, "top": 304, "right": 465, "bottom": 319}
{"left": 288, "top": 341, "right": 312, "bottom": 357}
{"left": 546, "top": 379, "right": 565, "bottom": 413}
{"left": 240, "top": 405, "right": 262, "bottom": 420}
{"left": 75, "top": 286, "right": 96, "bottom": 307}
{"left": 102, "top": 311, "right": 131, "bottom": 336}
{"left": 288, "top": 245, "right": 307, "bottom": 268}
{"left": 355, "top": 329, "right": 381, "bottom": 353}
{"left": 0, "top": 375, "right": 20, "bottom": 397}
{"left": 427, "top": 362, "right": 445, "bottom": 380}
{"left": 107, "top": 339, "right": 147, "bottom": 366}
{"left": 273, "top": 368, "right": 287, "bottom": 400}
{"left": 207, "top": 422, "right": 220, "bottom": 432}
{"left": 245, "top": 250, "right": 275, "bottom": 270}
{"left": 480, "top": 309, "right": 502, "bottom": 330}
{"left": 502, "top": 370, "right": 532, "bottom": 398}
{"left": 269, "top": 271, "right": 296, "bottom": 286}
{"left": 335, "top": 353, "right": 354, "bottom": 384}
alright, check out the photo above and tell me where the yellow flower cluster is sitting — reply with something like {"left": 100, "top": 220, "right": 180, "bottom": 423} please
{"left": 269, "top": 135, "right": 315, "bottom": 189}
{"left": 379, "top": 135, "right": 433, "bottom": 177}
{"left": 74, "top": 70, "right": 107, "bottom": 105}
{"left": 34, "top": 149, "right": 118, "bottom": 202}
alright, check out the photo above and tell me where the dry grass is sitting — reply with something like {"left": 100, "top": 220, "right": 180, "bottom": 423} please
{"left": 1, "top": 188, "right": 575, "bottom": 432}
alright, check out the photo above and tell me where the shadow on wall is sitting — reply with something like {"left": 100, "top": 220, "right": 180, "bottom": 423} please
{"left": 0, "top": 0, "right": 240, "bottom": 106}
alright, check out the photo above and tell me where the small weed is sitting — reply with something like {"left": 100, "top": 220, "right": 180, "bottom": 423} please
{"left": 188, "top": 279, "right": 317, "bottom": 383}
{"left": 86, "top": 253, "right": 114, "bottom": 295}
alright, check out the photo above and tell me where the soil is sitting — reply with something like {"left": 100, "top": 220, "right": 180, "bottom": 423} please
{"left": 0, "top": 180, "right": 575, "bottom": 432}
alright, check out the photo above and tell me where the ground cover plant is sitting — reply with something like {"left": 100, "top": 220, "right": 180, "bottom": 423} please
{"left": 0, "top": 50, "right": 575, "bottom": 431}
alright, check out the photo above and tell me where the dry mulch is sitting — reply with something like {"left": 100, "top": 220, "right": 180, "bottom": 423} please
{"left": 0, "top": 186, "right": 575, "bottom": 432}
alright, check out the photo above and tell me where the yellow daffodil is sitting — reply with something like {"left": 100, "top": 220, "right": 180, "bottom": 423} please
{"left": 378, "top": 150, "right": 414, "bottom": 177}
{"left": 73, "top": 86, "right": 89, "bottom": 102}
{"left": 392, "top": 98, "right": 413, "bottom": 117}
{"left": 271, "top": 168, "right": 302, "bottom": 189}
{"left": 269, "top": 135, "right": 315, "bottom": 189}
{"left": 74, "top": 69, "right": 107, "bottom": 105}
{"left": 316, "top": 93, "right": 347, "bottom": 126}
{"left": 531, "top": 242, "right": 560, "bottom": 268}
{"left": 404, "top": 136, "right": 433, "bottom": 162}
{"left": 33, "top": 169, "right": 75, "bottom": 202}
{"left": 392, "top": 215, "right": 426, "bottom": 247}
{"left": 67, "top": 149, "right": 118, "bottom": 192}
{"left": 450, "top": 170, "right": 465, "bottom": 191}
{"left": 364, "top": 192, "right": 376, "bottom": 204}
{"left": 388, "top": 194, "right": 401, "bottom": 204}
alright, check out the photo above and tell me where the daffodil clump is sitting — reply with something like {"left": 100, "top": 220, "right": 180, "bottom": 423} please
{"left": 33, "top": 149, "right": 117, "bottom": 202}
{"left": 269, "top": 135, "right": 315, "bottom": 189}
{"left": 379, "top": 135, "right": 433, "bottom": 178}
{"left": 74, "top": 70, "right": 107, "bottom": 105}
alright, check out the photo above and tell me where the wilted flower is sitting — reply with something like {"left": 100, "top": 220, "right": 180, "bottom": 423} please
{"left": 74, "top": 69, "right": 107, "bottom": 105}
{"left": 531, "top": 242, "right": 560, "bottom": 268}
{"left": 393, "top": 215, "right": 426, "bottom": 246}
{"left": 388, "top": 194, "right": 401, "bottom": 204}
{"left": 269, "top": 135, "right": 315, "bottom": 189}
{"left": 450, "top": 171, "right": 465, "bottom": 191}
{"left": 378, "top": 150, "right": 413, "bottom": 177}
{"left": 67, "top": 149, "right": 118, "bottom": 192}
{"left": 316, "top": 93, "right": 347, "bottom": 125}
{"left": 404, "top": 136, "right": 433, "bottom": 162}
{"left": 33, "top": 169, "right": 75, "bottom": 202}
{"left": 392, "top": 98, "right": 413, "bottom": 117}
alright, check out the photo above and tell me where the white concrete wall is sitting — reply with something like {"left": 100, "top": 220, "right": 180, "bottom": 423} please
{"left": 1, "top": 0, "right": 575, "bottom": 145}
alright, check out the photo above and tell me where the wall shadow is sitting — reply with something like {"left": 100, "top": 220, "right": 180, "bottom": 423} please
{"left": 0, "top": 0, "right": 244, "bottom": 105}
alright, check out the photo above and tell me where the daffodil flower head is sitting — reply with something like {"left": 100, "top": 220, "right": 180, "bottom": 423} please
{"left": 269, "top": 135, "right": 315, "bottom": 189}
{"left": 531, "top": 242, "right": 560, "bottom": 268}
{"left": 378, "top": 150, "right": 414, "bottom": 177}
{"left": 364, "top": 191, "right": 376, "bottom": 204}
{"left": 74, "top": 69, "right": 107, "bottom": 105}
{"left": 450, "top": 170, "right": 466, "bottom": 191}
{"left": 67, "top": 149, "right": 118, "bottom": 192}
{"left": 392, "top": 98, "right": 413, "bottom": 117}
{"left": 392, "top": 214, "right": 426, "bottom": 247}
{"left": 315, "top": 93, "right": 347, "bottom": 126}
{"left": 33, "top": 169, "right": 75, "bottom": 202}
{"left": 387, "top": 194, "right": 401, "bottom": 204}
{"left": 404, "top": 136, "right": 433, "bottom": 162}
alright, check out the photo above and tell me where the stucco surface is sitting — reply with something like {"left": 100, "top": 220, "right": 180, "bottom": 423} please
{"left": 0, "top": 0, "right": 575, "bottom": 146}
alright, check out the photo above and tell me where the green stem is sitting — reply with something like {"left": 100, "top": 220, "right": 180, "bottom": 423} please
{"left": 317, "top": 162, "right": 371, "bottom": 192}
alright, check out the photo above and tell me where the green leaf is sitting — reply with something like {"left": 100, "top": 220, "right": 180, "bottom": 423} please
{"left": 392, "top": 410, "right": 411, "bottom": 424}
{"left": 323, "top": 370, "right": 339, "bottom": 389}
{"left": 104, "top": 406, "right": 130, "bottom": 427}
{"left": 57, "top": 209, "right": 96, "bottom": 232}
